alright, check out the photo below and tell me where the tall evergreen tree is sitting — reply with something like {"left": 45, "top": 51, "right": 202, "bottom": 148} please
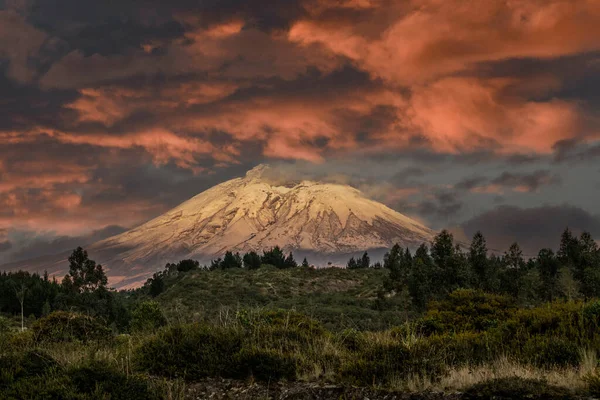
{"left": 347, "top": 257, "right": 359, "bottom": 269}
{"left": 284, "top": 252, "right": 298, "bottom": 269}
{"left": 360, "top": 252, "right": 371, "bottom": 269}
{"left": 537, "top": 248, "right": 560, "bottom": 301}
{"left": 243, "top": 251, "right": 262, "bottom": 270}
{"left": 221, "top": 251, "right": 243, "bottom": 269}
{"left": 469, "top": 231, "right": 489, "bottom": 288}
{"left": 261, "top": 246, "right": 286, "bottom": 268}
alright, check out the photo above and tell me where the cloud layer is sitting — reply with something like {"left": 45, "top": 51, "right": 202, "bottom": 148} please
{"left": 1, "top": 0, "right": 599, "bottom": 260}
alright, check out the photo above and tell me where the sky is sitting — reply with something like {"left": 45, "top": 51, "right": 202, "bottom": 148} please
{"left": 1, "top": 0, "right": 600, "bottom": 263}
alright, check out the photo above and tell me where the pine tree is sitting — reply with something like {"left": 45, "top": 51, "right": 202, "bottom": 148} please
{"left": 537, "top": 248, "right": 560, "bottom": 301}
{"left": 243, "top": 251, "right": 262, "bottom": 270}
{"left": 261, "top": 246, "right": 286, "bottom": 268}
{"left": 284, "top": 252, "right": 298, "bottom": 268}
{"left": 222, "top": 251, "right": 243, "bottom": 269}
{"left": 302, "top": 257, "right": 310, "bottom": 268}
{"left": 347, "top": 257, "right": 358, "bottom": 269}
{"left": 360, "top": 252, "right": 370, "bottom": 269}
{"left": 469, "top": 231, "right": 488, "bottom": 288}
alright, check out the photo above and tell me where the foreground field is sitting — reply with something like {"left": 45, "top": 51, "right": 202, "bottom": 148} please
{"left": 3, "top": 290, "right": 600, "bottom": 399}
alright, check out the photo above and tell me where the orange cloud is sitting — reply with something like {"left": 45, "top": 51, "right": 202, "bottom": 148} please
{"left": 290, "top": 0, "right": 600, "bottom": 84}
{"left": 404, "top": 77, "right": 583, "bottom": 153}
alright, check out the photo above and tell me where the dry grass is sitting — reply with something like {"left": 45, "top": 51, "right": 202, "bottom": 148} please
{"left": 397, "top": 350, "right": 598, "bottom": 393}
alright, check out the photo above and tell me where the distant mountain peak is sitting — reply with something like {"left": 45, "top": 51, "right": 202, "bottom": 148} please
{"left": 3, "top": 165, "right": 435, "bottom": 289}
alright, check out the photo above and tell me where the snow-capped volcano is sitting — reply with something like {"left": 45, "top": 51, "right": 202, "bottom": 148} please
{"left": 2, "top": 165, "right": 435, "bottom": 288}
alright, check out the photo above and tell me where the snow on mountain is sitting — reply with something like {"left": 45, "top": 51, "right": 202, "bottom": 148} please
{"left": 2, "top": 165, "right": 435, "bottom": 288}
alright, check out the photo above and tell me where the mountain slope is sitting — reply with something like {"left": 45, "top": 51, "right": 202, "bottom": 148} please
{"left": 2, "top": 165, "right": 435, "bottom": 288}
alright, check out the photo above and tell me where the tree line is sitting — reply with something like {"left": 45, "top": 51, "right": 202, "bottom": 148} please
{"left": 382, "top": 228, "right": 600, "bottom": 309}
{"left": 0, "top": 247, "right": 129, "bottom": 330}
{"left": 145, "top": 246, "right": 311, "bottom": 297}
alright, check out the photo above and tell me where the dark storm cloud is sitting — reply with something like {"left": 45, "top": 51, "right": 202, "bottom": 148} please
{"left": 462, "top": 205, "right": 600, "bottom": 256}
{"left": 454, "top": 170, "right": 560, "bottom": 193}
{"left": 455, "top": 176, "right": 488, "bottom": 191}
{"left": 553, "top": 138, "right": 600, "bottom": 163}
{"left": 5, "top": 225, "right": 127, "bottom": 263}
{"left": 0, "top": 241, "right": 12, "bottom": 252}
{"left": 490, "top": 170, "right": 561, "bottom": 192}
{"left": 401, "top": 191, "right": 464, "bottom": 221}
{"left": 0, "top": 65, "right": 79, "bottom": 131}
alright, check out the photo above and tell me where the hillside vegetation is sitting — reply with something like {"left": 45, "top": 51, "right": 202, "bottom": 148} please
{"left": 153, "top": 266, "right": 411, "bottom": 331}
{"left": 2, "top": 228, "right": 600, "bottom": 399}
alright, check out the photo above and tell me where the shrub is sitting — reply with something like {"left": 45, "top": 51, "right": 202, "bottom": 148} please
{"left": 69, "top": 360, "right": 158, "bottom": 400}
{"left": 134, "top": 323, "right": 242, "bottom": 380}
{"left": 340, "top": 341, "right": 411, "bottom": 385}
{"left": 0, "top": 315, "right": 11, "bottom": 334}
{"left": 0, "top": 374, "right": 81, "bottom": 400}
{"left": 0, "top": 350, "right": 59, "bottom": 385}
{"left": 523, "top": 337, "right": 581, "bottom": 368}
{"left": 130, "top": 301, "right": 167, "bottom": 333}
{"left": 462, "top": 377, "right": 576, "bottom": 400}
{"left": 235, "top": 347, "right": 297, "bottom": 381}
{"left": 31, "top": 311, "right": 111, "bottom": 344}
{"left": 337, "top": 328, "right": 365, "bottom": 352}
{"left": 421, "top": 290, "right": 517, "bottom": 335}
{"left": 584, "top": 373, "right": 600, "bottom": 396}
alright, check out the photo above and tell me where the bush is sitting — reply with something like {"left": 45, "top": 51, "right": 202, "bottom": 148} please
{"left": 134, "top": 323, "right": 242, "bottom": 380}
{"left": 523, "top": 337, "right": 581, "bottom": 368}
{"left": 463, "top": 377, "right": 576, "bottom": 399}
{"left": 0, "top": 350, "right": 59, "bottom": 385}
{"left": 584, "top": 373, "right": 600, "bottom": 396}
{"left": 130, "top": 301, "right": 167, "bottom": 333}
{"left": 31, "top": 311, "right": 111, "bottom": 344}
{"left": 421, "top": 290, "right": 517, "bottom": 335}
{"left": 0, "top": 374, "right": 81, "bottom": 400}
{"left": 69, "top": 360, "right": 158, "bottom": 400}
{"left": 340, "top": 341, "right": 411, "bottom": 385}
{"left": 0, "top": 315, "right": 11, "bottom": 334}
{"left": 337, "top": 328, "right": 365, "bottom": 352}
{"left": 235, "top": 347, "right": 297, "bottom": 381}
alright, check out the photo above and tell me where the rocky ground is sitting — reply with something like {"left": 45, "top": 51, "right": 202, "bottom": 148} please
{"left": 185, "top": 379, "right": 462, "bottom": 400}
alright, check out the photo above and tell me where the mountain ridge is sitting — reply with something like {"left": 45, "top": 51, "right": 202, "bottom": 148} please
{"left": 2, "top": 164, "right": 435, "bottom": 288}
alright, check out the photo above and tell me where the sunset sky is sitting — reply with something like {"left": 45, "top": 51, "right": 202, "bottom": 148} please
{"left": 1, "top": 0, "right": 600, "bottom": 262}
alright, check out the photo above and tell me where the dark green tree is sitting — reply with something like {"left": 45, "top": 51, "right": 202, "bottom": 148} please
{"left": 176, "top": 259, "right": 199, "bottom": 272}
{"left": 283, "top": 252, "right": 298, "bottom": 269}
{"left": 499, "top": 242, "right": 526, "bottom": 297}
{"left": 261, "top": 246, "right": 286, "bottom": 268}
{"left": 147, "top": 271, "right": 165, "bottom": 297}
{"left": 385, "top": 244, "right": 411, "bottom": 283}
{"left": 131, "top": 301, "right": 167, "bottom": 332}
{"left": 301, "top": 257, "right": 310, "bottom": 268}
{"left": 243, "top": 251, "right": 262, "bottom": 270}
{"left": 221, "top": 251, "right": 243, "bottom": 269}
{"left": 537, "top": 248, "right": 560, "bottom": 301}
{"left": 469, "top": 231, "right": 489, "bottom": 288}
{"left": 210, "top": 258, "right": 223, "bottom": 270}
{"left": 408, "top": 244, "right": 435, "bottom": 308}
{"left": 360, "top": 252, "right": 370, "bottom": 269}
{"left": 347, "top": 257, "right": 358, "bottom": 269}
{"left": 63, "top": 247, "right": 108, "bottom": 294}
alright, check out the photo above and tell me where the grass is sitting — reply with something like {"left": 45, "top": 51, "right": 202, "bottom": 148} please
{"left": 153, "top": 266, "right": 413, "bottom": 331}
{"left": 5, "top": 268, "right": 600, "bottom": 398}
